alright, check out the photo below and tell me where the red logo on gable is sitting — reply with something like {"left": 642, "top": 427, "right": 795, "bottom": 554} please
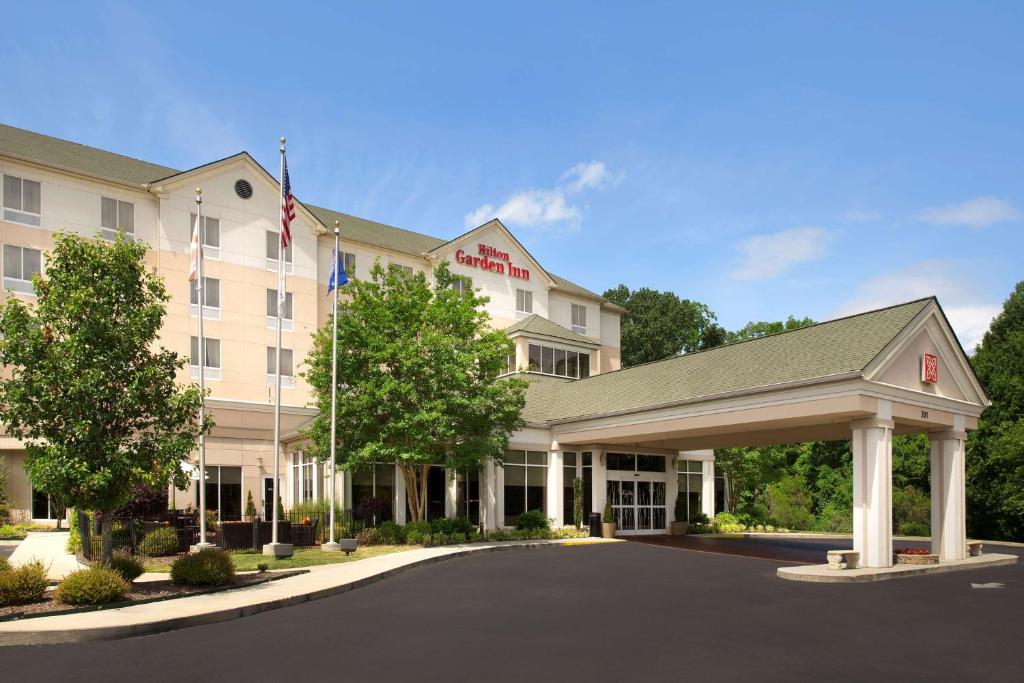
{"left": 921, "top": 353, "right": 938, "bottom": 384}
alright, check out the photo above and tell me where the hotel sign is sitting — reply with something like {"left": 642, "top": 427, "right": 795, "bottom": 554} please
{"left": 921, "top": 353, "right": 938, "bottom": 384}
{"left": 455, "top": 243, "right": 531, "bottom": 281}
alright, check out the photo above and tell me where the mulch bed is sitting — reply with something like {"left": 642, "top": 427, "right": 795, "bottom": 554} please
{"left": 0, "top": 569, "right": 306, "bottom": 622}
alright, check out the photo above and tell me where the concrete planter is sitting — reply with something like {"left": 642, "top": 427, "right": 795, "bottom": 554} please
{"left": 601, "top": 522, "right": 617, "bottom": 538}
{"left": 895, "top": 552, "right": 939, "bottom": 565}
{"left": 670, "top": 521, "right": 690, "bottom": 536}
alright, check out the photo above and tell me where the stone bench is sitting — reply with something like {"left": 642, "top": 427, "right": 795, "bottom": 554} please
{"left": 826, "top": 549, "right": 860, "bottom": 570}
{"left": 967, "top": 541, "right": 983, "bottom": 557}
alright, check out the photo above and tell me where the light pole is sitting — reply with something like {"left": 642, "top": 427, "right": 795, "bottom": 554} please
{"left": 191, "top": 187, "right": 215, "bottom": 552}
{"left": 322, "top": 221, "right": 342, "bottom": 552}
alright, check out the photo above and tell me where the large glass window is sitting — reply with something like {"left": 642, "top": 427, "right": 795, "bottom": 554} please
{"left": 715, "top": 471, "right": 726, "bottom": 514}
{"left": 608, "top": 452, "right": 665, "bottom": 474}
{"left": 562, "top": 452, "right": 577, "bottom": 526}
{"left": 526, "top": 342, "right": 590, "bottom": 379}
{"left": 292, "top": 452, "right": 317, "bottom": 504}
{"left": 503, "top": 450, "right": 547, "bottom": 526}
{"left": 3, "top": 174, "right": 41, "bottom": 225}
{"left": 677, "top": 460, "right": 703, "bottom": 522}
{"left": 3, "top": 244, "right": 41, "bottom": 293}
{"left": 31, "top": 486, "right": 64, "bottom": 520}
{"left": 351, "top": 464, "right": 395, "bottom": 525}
{"left": 195, "top": 466, "right": 242, "bottom": 521}
{"left": 100, "top": 196, "right": 134, "bottom": 240}
{"left": 456, "top": 468, "right": 480, "bottom": 525}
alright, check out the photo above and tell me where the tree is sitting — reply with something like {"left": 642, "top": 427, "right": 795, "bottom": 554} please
{"left": 728, "top": 315, "right": 815, "bottom": 343}
{"left": 303, "top": 261, "right": 527, "bottom": 522}
{"left": 602, "top": 285, "right": 718, "bottom": 366}
{"left": 0, "top": 233, "right": 206, "bottom": 562}
{"left": 967, "top": 281, "right": 1024, "bottom": 540}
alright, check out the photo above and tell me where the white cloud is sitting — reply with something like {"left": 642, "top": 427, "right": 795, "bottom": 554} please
{"left": 832, "top": 260, "right": 1000, "bottom": 352}
{"left": 729, "top": 226, "right": 836, "bottom": 281}
{"left": 919, "top": 197, "right": 1019, "bottom": 229}
{"left": 464, "top": 161, "right": 619, "bottom": 231}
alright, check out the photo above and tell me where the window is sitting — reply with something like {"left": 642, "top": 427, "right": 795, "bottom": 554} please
{"left": 571, "top": 303, "right": 587, "bottom": 335}
{"left": 677, "top": 460, "right": 704, "bottom": 522}
{"left": 265, "top": 230, "right": 293, "bottom": 269}
{"left": 607, "top": 452, "right": 665, "bottom": 473}
{"left": 351, "top": 464, "right": 396, "bottom": 525}
{"left": 189, "top": 336, "right": 221, "bottom": 369}
{"left": 3, "top": 174, "right": 41, "bottom": 225}
{"left": 31, "top": 485, "right": 65, "bottom": 521}
{"left": 267, "top": 347, "right": 294, "bottom": 377}
{"left": 292, "top": 452, "right": 318, "bottom": 504}
{"left": 342, "top": 251, "right": 356, "bottom": 278}
{"left": 450, "top": 277, "right": 468, "bottom": 297}
{"left": 3, "top": 244, "right": 41, "bottom": 293}
{"left": 516, "top": 289, "right": 533, "bottom": 314}
{"left": 190, "top": 213, "right": 221, "bottom": 259}
{"left": 100, "top": 197, "right": 134, "bottom": 240}
{"left": 505, "top": 353, "right": 516, "bottom": 375}
{"left": 189, "top": 277, "right": 220, "bottom": 309}
{"left": 526, "top": 343, "right": 591, "bottom": 379}
{"left": 560, "top": 451, "right": 594, "bottom": 527}
{"left": 266, "top": 288, "right": 293, "bottom": 320}
{"left": 195, "top": 465, "right": 242, "bottom": 521}
{"left": 503, "top": 450, "right": 547, "bottom": 527}
{"left": 389, "top": 263, "right": 415, "bottom": 278}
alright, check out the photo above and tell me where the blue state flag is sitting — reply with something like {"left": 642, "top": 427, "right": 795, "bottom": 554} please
{"left": 328, "top": 247, "right": 348, "bottom": 293}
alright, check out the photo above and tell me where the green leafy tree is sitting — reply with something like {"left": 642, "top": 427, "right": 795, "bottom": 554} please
{"left": 303, "top": 261, "right": 526, "bottom": 522}
{"left": 602, "top": 285, "right": 717, "bottom": 366}
{"left": 0, "top": 233, "right": 206, "bottom": 562}
{"left": 728, "top": 315, "right": 815, "bottom": 343}
{"left": 765, "top": 474, "right": 816, "bottom": 530}
{"left": 967, "top": 281, "right": 1024, "bottom": 540}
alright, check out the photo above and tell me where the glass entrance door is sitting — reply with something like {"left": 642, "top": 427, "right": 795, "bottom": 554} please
{"left": 607, "top": 477, "right": 667, "bottom": 535}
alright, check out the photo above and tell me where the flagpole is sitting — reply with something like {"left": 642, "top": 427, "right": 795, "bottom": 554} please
{"left": 192, "top": 188, "right": 213, "bottom": 551}
{"left": 265, "top": 137, "right": 293, "bottom": 558}
{"left": 322, "top": 221, "right": 342, "bottom": 552}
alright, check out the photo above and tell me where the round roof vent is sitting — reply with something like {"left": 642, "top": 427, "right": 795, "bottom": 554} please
{"left": 234, "top": 179, "right": 253, "bottom": 199}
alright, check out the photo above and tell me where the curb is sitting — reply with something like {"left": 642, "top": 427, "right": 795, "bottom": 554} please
{"left": 0, "top": 540, "right": 593, "bottom": 646}
{"left": 777, "top": 553, "right": 1018, "bottom": 583}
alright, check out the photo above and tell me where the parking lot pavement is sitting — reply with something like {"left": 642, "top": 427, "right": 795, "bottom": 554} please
{"left": 2, "top": 540, "right": 1022, "bottom": 682}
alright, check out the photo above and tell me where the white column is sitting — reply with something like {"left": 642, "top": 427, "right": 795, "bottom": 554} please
{"left": 665, "top": 455, "right": 679, "bottom": 525}
{"left": 445, "top": 468, "right": 457, "bottom": 519}
{"left": 592, "top": 449, "right": 607, "bottom": 515}
{"left": 702, "top": 460, "right": 715, "bottom": 518}
{"left": 851, "top": 411, "right": 894, "bottom": 568}
{"left": 930, "top": 424, "right": 967, "bottom": 561}
{"left": 481, "top": 460, "right": 497, "bottom": 531}
{"left": 495, "top": 465, "right": 505, "bottom": 528}
{"left": 393, "top": 464, "right": 406, "bottom": 525}
{"left": 547, "top": 451, "right": 563, "bottom": 527}
{"left": 342, "top": 470, "right": 352, "bottom": 513}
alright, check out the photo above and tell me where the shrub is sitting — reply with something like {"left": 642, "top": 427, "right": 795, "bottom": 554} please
{"left": 355, "top": 527, "right": 379, "bottom": 545}
{"left": 899, "top": 521, "right": 930, "bottom": 538}
{"left": 432, "top": 516, "right": 475, "bottom": 538}
{"left": 170, "top": 549, "right": 235, "bottom": 586}
{"left": 256, "top": 562, "right": 269, "bottom": 573}
{"left": 602, "top": 500, "right": 614, "bottom": 524}
{"left": 0, "top": 524, "right": 28, "bottom": 540}
{"left": 815, "top": 504, "right": 853, "bottom": 533}
{"left": 54, "top": 566, "right": 129, "bottom": 605}
{"left": 139, "top": 526, "right": 179, "bottom": 557}
{"left": 572, "top": 477, "right": 585, "bottom": 529}
{"left": 893, "top": 486, "right": 930, "bottom": 536}
{"left": 245, "top": 491, "right": 257, "bottom": 517}
{"left": 765, "top": 475, "right": 816, "bottom": 531}
{"left": 0, "top": 557, "right": 10, "bottom": 573}
{"left": 405, "top": 529, "right": 424, "bottom": 545}
{"left": 0, "top": 560, "right": 49, "bottom": 606}
{"left": 374, "top": 521, "right": 406, "bottom": 544}
{"left": 107, "top": 552, "right": 144, "bottom": 583}
{"left": 689, "top": 512, "right": 710, "bottom": 526}
{"left": 515, "top": 509, "right": 550, "bottom": 532}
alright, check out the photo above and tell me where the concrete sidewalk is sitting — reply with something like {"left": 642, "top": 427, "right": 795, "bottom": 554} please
{"left": 0, "top": 538, "right": 613, "bottom": 645}
{"left": 7, "top": 532, "right": 85, "bottom": 580}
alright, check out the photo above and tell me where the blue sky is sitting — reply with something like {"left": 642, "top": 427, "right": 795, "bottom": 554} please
{"left": 4, "top": 2, "right": 1022, "bottom": 350}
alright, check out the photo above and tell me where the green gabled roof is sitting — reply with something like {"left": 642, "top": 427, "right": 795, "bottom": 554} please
{"left": 505, "top": 314, "right": 598, "bottom": 346}
{"left": 533, "top": 298, "right": 933, "bottom": 423}
{"left": 0, "top": 123, "right": 617, "bottom": 307}
{"left": 518, "top": 374, "right": 573, "bottom": 424}
{"left": 0, "top": 123, "right": 178, "bottom": 186}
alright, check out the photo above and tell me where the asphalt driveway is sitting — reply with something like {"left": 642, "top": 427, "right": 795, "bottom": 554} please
{"left": 2, "top": 540, "right": 1021, "bottom": 681}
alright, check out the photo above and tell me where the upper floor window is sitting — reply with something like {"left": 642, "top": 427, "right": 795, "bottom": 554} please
{"left": 2, "top": 244, "right": 41, "bottom": 294}
{"left": 527, "top": 343, "right": 590, "bottom": 379}
{"left": 266, "top": 347, "right": 294, "bottom": 378}
{"left": 450, "top": 276, "right": 469, "bottom": 298}
{"left": 100, "top": 197, "right": 134, "bottom": 241}
{"left": 191, "top": 214, "right": 221, "bottom": 259}
{"left": 265, "top": 230, "right": 293, "bottom": 271}
{"left": 266, "top": 288, "right": 293, "bottom": 321}
{"left": 571, "top": 303, "right": 587, "bottom": 335}
{"left": 389, "top": 263, "right": 415, "bottom": 278}
{"left": 516, "top": 289, "right": 533, "bottom": 315}
{"left": 3, "top": 174, "right": 41, "bottom": 226}
{"left": 189, "top": 336, "right": 221, "bottom": 369}
{"left": 341, "top": 251, "right": 356, "bottom": 278}
{"left": 189, "top": 277, "right": 220, "bottom": 309}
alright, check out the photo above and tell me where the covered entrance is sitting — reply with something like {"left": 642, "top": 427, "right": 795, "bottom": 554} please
{"left": 605, "top": 452, "right": 668, "bottom": 535}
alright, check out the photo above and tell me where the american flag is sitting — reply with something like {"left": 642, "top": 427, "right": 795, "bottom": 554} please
{"left": 280, "top": 159, "right": 295, "bottom": 248}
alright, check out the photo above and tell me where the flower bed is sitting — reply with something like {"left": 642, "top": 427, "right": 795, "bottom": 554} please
{"left": 894, "top": 547, "right": 938, "bottom": 565}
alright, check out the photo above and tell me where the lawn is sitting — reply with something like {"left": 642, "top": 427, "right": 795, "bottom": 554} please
{"left": 142, "top": 545, "right": 414, "bottom": 573}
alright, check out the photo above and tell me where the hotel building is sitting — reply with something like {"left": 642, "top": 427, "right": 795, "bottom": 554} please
{"left": 0, "top": 124, "right": 987, "bottom": 563}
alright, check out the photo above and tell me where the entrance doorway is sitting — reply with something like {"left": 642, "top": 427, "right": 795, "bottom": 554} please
{"left": 606, "top": 452, "right": 668, "bottom": 535}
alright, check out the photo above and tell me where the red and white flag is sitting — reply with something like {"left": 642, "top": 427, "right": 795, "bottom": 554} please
{"left": 280, "top": 157, "right": 295, "bottom": 249}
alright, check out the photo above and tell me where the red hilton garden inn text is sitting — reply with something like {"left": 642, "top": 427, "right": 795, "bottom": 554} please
{"left": 455, "top": 244, "right": 531, "bottom": 280}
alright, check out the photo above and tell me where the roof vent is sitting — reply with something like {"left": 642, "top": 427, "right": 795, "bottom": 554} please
{"left": 234, "top": 179, "right": 253, "bottom": 199}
